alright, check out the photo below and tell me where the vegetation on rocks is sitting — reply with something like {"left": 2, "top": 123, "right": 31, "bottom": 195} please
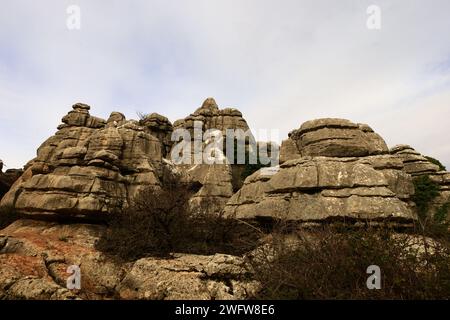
{"left": 425, "top": 156, "right": 446, "bottom": 171}
{"left": 96, "top": 176, "right": 259, "bottom": 261}
{"left": 247, "top": 225, "right": 450, "bottom": 299}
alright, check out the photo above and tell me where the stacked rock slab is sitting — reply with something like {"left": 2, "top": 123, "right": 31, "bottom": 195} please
{"left": 390, "top": 145, "right": 450, "bottom": 219}
{"left": 0, "top": 103, "right": 163, "bottom": 219}
{"left": 280, "top": 118, "right": 388, "bottom": 163}
{"left": 389, "top": 145, "right": 441, "bottom": 176}
{"left": 139, "top": 113, "right": 173, "bottom": 158}
{"left": 172, "top": 98, "right": 251, "bottom": 213}
{"left": 225, "top": 119, "right": 416, "bottom": 225}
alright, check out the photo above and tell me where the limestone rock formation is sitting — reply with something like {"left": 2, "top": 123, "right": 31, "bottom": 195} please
{"left": 280, "top": 118, "right": 388, "bottom": 162}
{"left": 390, "top": 145, "right": 450, "bottom": 219}
{"left": 172, "top": 98, "right": 253, "bottom": 213}
{"left": 240, "top": 119, "right": 415, "bottom": 225}
{"left": 0, "top": 219, "right": 257, "bottom": 300}
{"left": 139, "top": 113, "right": 173, "bottom": 157}
{"left": 0, "top": 103, "right": 163, "bottom": 219}
{"left": 390, "top": 145, "right": 441, "bottom": 176}
{"left": 173, "top": 97, "right": 250, "bottom": 134}
{"left": 224, "top": 156, "right": 416, "bottom": 224}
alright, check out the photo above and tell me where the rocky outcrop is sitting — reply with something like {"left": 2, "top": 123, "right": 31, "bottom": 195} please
{"left": 390, "top": 145, "right": 441, "bottom": 176}
{"left": 244, "top": 119, "right": 414, "bottom": 225}
{"left": 280, "top": 118, "right": 388, "bottom": 163}
{"left": 172, "top": 98, "right": 253, "bottom": 213}
{"left": 224, "top": 155, "right": 416, "bottom": 225}
{"left": 390, "top": 145, "right": 450, "bottom": 219}
{"left": 139, "top": 113, "right": 173, "bottom": 158}
{"left": 0, "top": 103, "right": 163, "bottom": 220}
{"left": 0, "top": 219, "right": 257, "bottom": 300}
{"left": 0, "top": 99, "right": 256, "bottom": 218}
{"left": 173, "top": 97, "right": 250, "bottom": 135}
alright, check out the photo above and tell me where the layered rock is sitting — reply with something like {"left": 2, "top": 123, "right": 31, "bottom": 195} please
{"left": 280, "top": 118, "right": 388, "bottom": 163}
{"left": 390, "top": 145, "right": 450, "bottom": 219}
{"left": 0, "top": 103, "right": 163, "bottom": 219}
{"left": 173, "top": 97, "right": 250, "bottom": 135}
{"left": 139, "top": 113, "right": 173, "bottom": 157}
{"left": 224, "top": 156, "right": 416, "bottom": 224}
{"left": 172, "top": 98, "right": 252, "bottom": 213}
{"left": 390, "top": 145, "right": 441, "bottom": 176}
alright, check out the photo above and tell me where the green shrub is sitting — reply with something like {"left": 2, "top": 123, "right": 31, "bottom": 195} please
{"left": 425, "top": 156, "right": 446, "bottom": 171}
{"left": 412, "top": 175, "right": 440, "bottom": 219}
{"left": 434, "top": 202, "right": 450, "bottom": 223}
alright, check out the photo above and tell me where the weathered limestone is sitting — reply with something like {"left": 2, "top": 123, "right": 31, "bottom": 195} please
{"left": 173, "top": 97, "right": 250, "bottom": 134}
{"left": 140, "top": 113, "right": 173, "bottom": 157}
{"left": 280, "top": 118, "right": 389, "bottom": 162}
{"left": 172, "top": 98, "right": 253, "bottom": 214}
{"left": 390, "top": 145, "right": 450, "bottom": 220}
{"left": 0, "top": 104, "right": 163, "bottom": 219}
{"left": 390, "top": 145, "right": 441, "bottom": 176}
{"left": 224, "top": 155, "right": 416, "bottom": 224}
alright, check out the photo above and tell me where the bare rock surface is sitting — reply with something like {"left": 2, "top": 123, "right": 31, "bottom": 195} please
{"left": 390, "top": 145, "right": 441, "bottom": 176}
{"left": 280, "top": 118, "right": 389, "bottom": 161}
{"left": 224, "top": 155, "right": 416, "bottom": 224}
{"left": 0, "top": 104, "right": 163, "bottom": 219}
{"left": 0, "top": 219, "right": 257, "bottom": 300}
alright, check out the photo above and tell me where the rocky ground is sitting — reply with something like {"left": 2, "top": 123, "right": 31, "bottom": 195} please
{"left": 0, "top": 219, "right": 258, "bottom": 300}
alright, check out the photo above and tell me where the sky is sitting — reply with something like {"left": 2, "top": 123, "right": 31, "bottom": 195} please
{"left": 0, "top": 0, "right": 449, "bottom": 169}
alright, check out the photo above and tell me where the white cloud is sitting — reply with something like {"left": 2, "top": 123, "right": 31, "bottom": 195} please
{"left": 0, "top": 0, "right": 449, "bottom": 169}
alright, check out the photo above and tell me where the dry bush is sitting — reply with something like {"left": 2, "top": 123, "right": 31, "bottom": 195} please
{"left": 247, "top": 223, "right": 450, "bottom": 299}
{"left": 96, "top": 176, "right": 260, "bottom": 261}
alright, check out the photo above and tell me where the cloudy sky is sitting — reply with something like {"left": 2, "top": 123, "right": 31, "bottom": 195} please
{"left": 0, "top": 0, "right": 449, "bottom": 169}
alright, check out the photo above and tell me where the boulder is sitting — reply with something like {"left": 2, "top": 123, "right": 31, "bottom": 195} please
{"left": 280, "top": 118, "right": 389, "bottom": 161}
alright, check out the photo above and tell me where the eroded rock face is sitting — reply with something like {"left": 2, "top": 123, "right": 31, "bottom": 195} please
{"left": 0, "top": 103, "right": 163, "bottom": 219}
{"left": 140, "top": 113, "right": 173, "bottom": 158}
{"left": 280, "top": 118, "right": 388, "bottom": 162}
{"left": 0, "top": 219, "right": 257, "bottom": 300}
{"left": 172, "top": 98, "right": 253, "bottom": 214}
{"left": 224, "top": 155, "right": 416, "bottom": 224}
{"left": 390, "top": 145, "right": 441, "bottom": 176}
{"left": 390, "top": 145, "right": 450, "bottom": 220}
{"left": 173, "top": 97, "right": 250, "bottom": 134}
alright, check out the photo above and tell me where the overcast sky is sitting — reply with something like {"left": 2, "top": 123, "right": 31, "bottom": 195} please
{"left": 0, "top": 0, "right": 449, "bottom": 169}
